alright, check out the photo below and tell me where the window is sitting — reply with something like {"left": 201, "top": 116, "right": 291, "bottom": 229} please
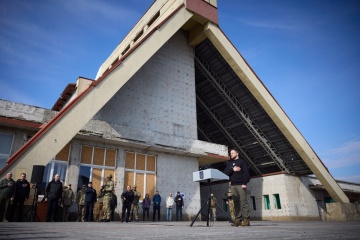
{"left": 79, "top": 145, "right": 117, "bottom": 192}
{"left": 263, "top": 195, "right": 270, "bottom": 210}
{"left": 273, "top": 194, "right": 281, "bottom": 209}
{"left": 124, "top": 151, "right": 156, "bottom": 198}
{"left": 250, "top": 196, "right": 256, "bottom": 210}
{"left": 0, "top": 132, "right": 14, "bottom": 170}
{"left": 42, "top": 143, "right": 71, "bottom": 184}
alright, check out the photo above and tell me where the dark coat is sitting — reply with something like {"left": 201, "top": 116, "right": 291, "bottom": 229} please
{"left": 224, "top": 158, "right": 250, "bottom": 186}
{"left": 85, "top": 187, "right": 97, "bottom": 203}
{"left": 0, "top": 178, "right": 15, "bottom": 198}
{"left": 15, "top": 179, "right": 30, "bottom": 199}
{"left": 174, "top": 194, "right": 184, "bottom": 207}
{"left": 152, "top": 194, "right": 161, "bottom": 207}
{"left": 45, "top": 179, "right": 63, "bottom": 199}
{"left": 121, "top": 190, "right": 134, "bottom": 205}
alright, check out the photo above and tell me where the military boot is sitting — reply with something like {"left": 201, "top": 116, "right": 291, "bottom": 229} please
{"left": 241, "top": 218, "right": 250, "bottom": 226}
{"left": 231, "top": 220, "right": 241, "bottom": 227}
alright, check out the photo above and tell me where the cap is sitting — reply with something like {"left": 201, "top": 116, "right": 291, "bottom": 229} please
{"left": 106, "top": 174, "right": 112, "bottom": 178}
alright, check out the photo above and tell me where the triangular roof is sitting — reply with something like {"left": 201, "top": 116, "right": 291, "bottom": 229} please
{"left": 0, "top": 0, "right": 348, "bottom": 203}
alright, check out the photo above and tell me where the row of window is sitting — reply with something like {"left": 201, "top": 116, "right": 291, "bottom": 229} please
{"left": 249, "top": 194, "right": 282, "bottom": 211}
{"left": 42, "top": 144, "right": 157, "bottom": 197}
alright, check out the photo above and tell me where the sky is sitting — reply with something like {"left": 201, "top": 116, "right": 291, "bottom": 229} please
{"left": 0, "top": 0, "right": 359, "bottom": 184}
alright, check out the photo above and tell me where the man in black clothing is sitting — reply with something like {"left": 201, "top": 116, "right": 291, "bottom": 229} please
{"left": 224, "top": 149, "right": 251, "bottom": 227}
{"left": 110, "top": 190, "right": 117, "bottom": 221}
{"left": 13, "top": 173, "right": 30, "bottom": 221}
{"left": 45, "top": 174, "right": 63, "bottom": 222}
{"left": 174, "top": 191, "right": 184, "bottom": 221}
{"left": 84, "top": 182, "right": 97, "bottom": 222}
{"left": 121, "top": 185, "right": 134, "bottom": 223}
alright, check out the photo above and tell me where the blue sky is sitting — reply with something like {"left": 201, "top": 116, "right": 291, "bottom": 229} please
{"left": 0, "top": 0, "right": 359, "bottom": 183}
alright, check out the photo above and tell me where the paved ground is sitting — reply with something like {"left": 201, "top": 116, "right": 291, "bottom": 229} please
{"left": 1, "top": 220, "right": 360, "bottom": 240}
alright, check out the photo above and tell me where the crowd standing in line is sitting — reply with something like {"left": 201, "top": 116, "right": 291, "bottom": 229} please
{"left": 1, "top": 171, "right": 243, "bottom": 225}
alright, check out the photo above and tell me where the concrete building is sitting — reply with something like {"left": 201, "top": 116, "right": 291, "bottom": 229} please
{"left": 0, "top": 0, "right": 359, "bottom": 221}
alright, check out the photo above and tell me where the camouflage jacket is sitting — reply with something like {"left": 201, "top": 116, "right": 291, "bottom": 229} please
{"left": 77, "top": 188, "right": 85, "bottom": 205}
{"left": 62, "top": 188, "right": 75, "bottom": 206}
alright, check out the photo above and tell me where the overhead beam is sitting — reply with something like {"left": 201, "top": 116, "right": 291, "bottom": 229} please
{"left": 197, "top": 93, "right": 263, "bottom": 175}
{"left": 203, "top": 22, "right": 349, "bottom": 203}
{"left": 195, "top": 52, "right": 293, "bottom": 173}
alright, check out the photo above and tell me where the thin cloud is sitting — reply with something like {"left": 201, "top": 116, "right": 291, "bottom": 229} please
{"left": 0, "top": 81, "right": 40, "bottom": 107}
{"left": 321, "top": 140, "right": 360, "bottom": 169}
{"left": 335, "top": 174, "right": 360, "bottom": 184}
{"left": 238, "top": 19, "right": 296, "bottom": 30}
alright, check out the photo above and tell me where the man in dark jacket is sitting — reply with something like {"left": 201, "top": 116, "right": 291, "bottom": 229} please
{"left": 84, "top": 182, "right": 97, "bottom": 222}
{"left": 152, "top": 190, "right": 161, "bottom": 221}
{"left": 110, "top": 190, "right": 117, "bottom": 221}
{"left": 224, "top": 149, "right": 251, "bottom": 227}
{"left": 174, "top": 191, "right": 184, "bottom": 221}
{"left": 121, "top": 185, "right": 134, "bottom": 223}
{"left": 0, "top": 172, "right": 15, "bottom": 222}
{"left": 13, "top": 173, "right": 30, "bottom": 221}
{"left": 45, "top": 174, "right": 63, "bottom": 222}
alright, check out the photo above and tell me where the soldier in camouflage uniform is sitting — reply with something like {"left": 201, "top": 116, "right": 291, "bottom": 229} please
{"left": 62, "top": 184, "right": 75, "bottom": 221}
{"left": 226, "top": 182, "right": 235, "bottom": 221}
{"left": 76, "top": 184, "right": 86, "bottom": 222}
{"left": 129, "top": 185, "right": 141, "bottom": 222}
{"left": 101, "top": 174, "right": 114, "bottom": 222}
{"left": 210, "top": 193, "right": 217, "bottom": 221}
{"left": 93, "top": 195, "right": 103, "bottom": 222}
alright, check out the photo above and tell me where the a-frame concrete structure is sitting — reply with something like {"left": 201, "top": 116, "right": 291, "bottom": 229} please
{"left": 0, "top": 0, "right": 349, "bottom": 203}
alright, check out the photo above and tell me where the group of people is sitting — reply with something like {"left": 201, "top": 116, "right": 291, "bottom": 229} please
{"left": 0, "top": 172, "right": 30, "bottom": 222}
{"left": 75, "top": 174, "right": 115, "bottom": 222}
{"left": 0, "top": 148, "right": 251, "bottom": 226}
{"left": 120, "top": 186, "right": 185, "bottom": 223}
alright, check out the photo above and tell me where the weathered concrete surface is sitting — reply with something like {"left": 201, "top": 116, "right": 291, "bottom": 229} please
{"left": 325, "top": 203, "right": 360, "bottom": 221}
{"left": 1, "top": 221, "right": 359, "bottom": 240}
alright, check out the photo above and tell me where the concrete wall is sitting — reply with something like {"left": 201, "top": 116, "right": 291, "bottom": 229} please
{"left": 325, "top": 203, "right": 360, "bottom": 221}
{"left": 94, "top": 30, "right": 197, "bottom": 141}
{"left": 205, "top": 174, "right": 321, "bottom": 221}
{"left": 0, "top": 99, "right": 56, "bottom": 124}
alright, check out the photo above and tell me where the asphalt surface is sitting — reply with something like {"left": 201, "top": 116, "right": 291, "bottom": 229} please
{"left": 1, "top": 220, "right": 360, "bottom": 240}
